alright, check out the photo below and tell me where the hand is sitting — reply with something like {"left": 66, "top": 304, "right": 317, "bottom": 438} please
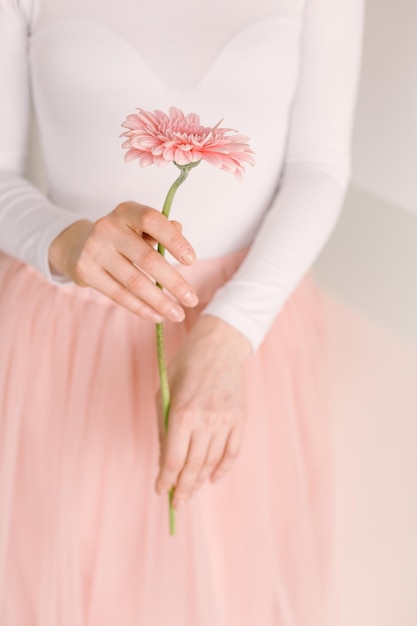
{"left": 48, "top": 201, "right": 199, "bottom": 323}
{"left": 155, "top": 315, "right": 251, "bottom": 508}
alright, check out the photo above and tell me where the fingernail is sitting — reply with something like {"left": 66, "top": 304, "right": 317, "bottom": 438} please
{"left": 183, "top": 291, "right": 199, "bottom": 307}
{"left": 169, "top": 307, "right": 185, "bottom": 322}
{"left": 151, "top": 313, "right": 164, "bottom": 323}
{"left": 181, "top": 249, "right": 195, "bottom": 264}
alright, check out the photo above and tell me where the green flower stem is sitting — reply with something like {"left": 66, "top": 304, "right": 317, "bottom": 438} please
{"left": 156, "top": 162, "right": 199, "bottom": 536}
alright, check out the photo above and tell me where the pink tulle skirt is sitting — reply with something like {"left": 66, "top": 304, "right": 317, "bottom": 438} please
{"left": 0, "top": 249, "right": 333, "bottom": 626}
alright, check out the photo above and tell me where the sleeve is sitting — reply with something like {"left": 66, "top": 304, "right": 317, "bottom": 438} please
{"left": 0, "top": 0, "right": 85, "bottom": 281}
{"left": 202, "top": 0, "right": 364, "bottom": 353}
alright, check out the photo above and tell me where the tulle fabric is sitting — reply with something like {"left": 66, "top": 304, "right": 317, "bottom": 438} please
{"left": 0, "top": 249, "right": 332, "bottom": 626}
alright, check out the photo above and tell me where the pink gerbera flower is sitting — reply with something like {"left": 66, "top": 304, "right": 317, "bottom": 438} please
{"left": 120, "top": 106, "right": 255, "bottom": 180}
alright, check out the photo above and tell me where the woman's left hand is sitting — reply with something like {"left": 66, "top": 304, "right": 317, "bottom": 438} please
{"left": 155, "top": 315, "right": 251, "bottom": 509}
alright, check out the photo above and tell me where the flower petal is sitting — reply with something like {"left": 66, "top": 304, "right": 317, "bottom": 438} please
{"left": 121, "top": 106, "right": 255, "bottom": 175}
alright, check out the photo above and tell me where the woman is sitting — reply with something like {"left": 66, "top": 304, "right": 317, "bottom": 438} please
{"left": 0, "top": 0, "right": 363, "bottom": 624}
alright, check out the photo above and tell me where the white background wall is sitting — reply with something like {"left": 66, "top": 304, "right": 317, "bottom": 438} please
{"left": 313, "top": 1, "right": 417, "bottom": 624}
{"left": 351, "top": 0, "right": 417, "bottom": 216}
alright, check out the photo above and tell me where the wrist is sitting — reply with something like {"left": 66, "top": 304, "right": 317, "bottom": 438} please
{"left": 48, "top": 219, "right": 93, "bottom": 278}
{"left": 197, "top": 314, "right": 252, "bottom": 362}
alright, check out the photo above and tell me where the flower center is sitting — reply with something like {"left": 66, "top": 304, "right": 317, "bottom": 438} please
{"left": 158, "top": 119, "right": 211, "bottom": 142}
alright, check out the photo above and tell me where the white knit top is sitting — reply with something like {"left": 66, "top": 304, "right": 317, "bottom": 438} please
{"left": 0, "top": 0, "right": 363, "bottom": 350}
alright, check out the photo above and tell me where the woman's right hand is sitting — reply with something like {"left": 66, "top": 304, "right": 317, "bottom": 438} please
{"left": 48, "top": 201, "right": 199, "bottom": 323}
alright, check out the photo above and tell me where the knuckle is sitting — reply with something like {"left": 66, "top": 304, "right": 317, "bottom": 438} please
{"left": 226, "top": 445, "right": 240, "bottom": 460}
{"left": 141, "top": 207, "right": 160, "bottom": 231}
{"left": 195, "top": 470, "right": 210, "bottom": 486}
{"left": 170, "top": 276, "right": 188, "bottom": 296}
{"left": 213, "top": 469, "right": 227, "bottom": 481}
{"left": 220, "top": 413, "right": 233, "bottom": 427}
{"left": 175, "top": 479, "right": 194, "bottom": 496}
{"left": 109, "top": 286, "right": 128, "bottom": 306}
{"left": 108, "top": 291, "right": 152, "bottom": 320}
{"left": 171, "top": 220, "right": 183, "bottom": 233}
{"left": 133, "top": 304, "right": 154, "bottom": 320}
{"left": 75, "top": 237, "right": 101, "bottom": 272}
{"left": 214, "top": 461, "right": 228, "bottom": 474}
{"left": 202, "top": 411, "right": 217, "bottom": 427}
{"left": 203, "top": 459, "right": 217, "bottom": 473}
{"left": 160, "top": 300, "right": 180, "bottom": 318}
{"left": 184, "top": 458, "right": 203, "bottom": 473}
{"left": 194, "top": 407, "right": 219, "bottom": 431}
{"left": 93, "top": 216, "right": 113, "bottom": 236}
{"left": 163, "top": 456, "right": 182, "bottom": 474}
{"left": 113, "top": 201, "right": 129, "bottom": 217}
{"left": 73, "top": 256, "right": 88, "bottom": 283}
{"left": 140, "top": 248, "right": 159, "bottom": 273}
{"left": 174, "top": 489, "right": 190, "bottom": 501}
{"left": 174, "top": 407, "right": 194, "bottom": 427}
{"left": 194, "top": 472, "right": 205, "bottom": 484}
{"left": 125, "top": 271, "right": 145, "bottom": 293}
{"left": 168, "top": 232, "right": 185, "bottom": 253}
{"left": 215, "top": 462, "right": 229, "bottom": 474}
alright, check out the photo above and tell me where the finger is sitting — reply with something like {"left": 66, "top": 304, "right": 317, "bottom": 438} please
{"left": 210, "top": 422, "right": 245, "bottom": 483}
{"left": 124, "top": 204, "right": 196, "bottom": 265}
{"left": 194, "top": 430, "right": 229, "bottom": 489}
{"left": 141, "top": 218, "right": 181, "bottom": 247}
{"left": 87, "top": 267, "right": 164, "bottom": 323}
{"left": 155, "top": 421, "right": 192, "bottom": 496}
{"left": 103, "top": 253, "right": 187, "bottom": 323}
{"left": 172, "top": 429, "right": 208, "bottom": 507}
{"left": 170, "top": 220, "right": 183, "bottom": 233}
{"left": 142, "top": 233, "right": 157, "bottom": 247}
{"left": 112, "top": 230, "right": 199, "bottom": 310}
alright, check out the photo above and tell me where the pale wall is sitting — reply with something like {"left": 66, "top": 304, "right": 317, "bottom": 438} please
{"left": 351, "top": 0, "right": 417, "bottom": 215}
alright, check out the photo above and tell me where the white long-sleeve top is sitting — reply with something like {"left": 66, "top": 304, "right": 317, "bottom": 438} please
{"left": 0, "top": 0, "right": 363, "bottom": 351}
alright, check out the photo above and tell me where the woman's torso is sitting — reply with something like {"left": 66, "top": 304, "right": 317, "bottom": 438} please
{"left": 25, "top": 0, "right": 307, "bottom": 261}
